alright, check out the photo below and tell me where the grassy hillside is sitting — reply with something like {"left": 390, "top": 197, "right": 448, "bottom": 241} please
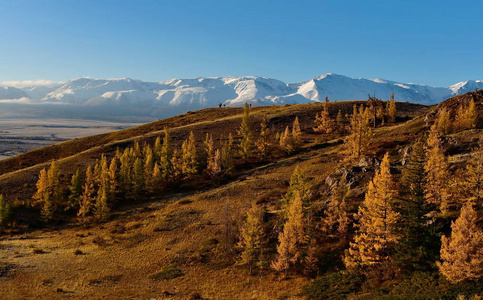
{"left": 0, "top": 92, "right": 482, "bottom": 299}
{"left": 0, "top": 101, "right": 426, "bottom": 203}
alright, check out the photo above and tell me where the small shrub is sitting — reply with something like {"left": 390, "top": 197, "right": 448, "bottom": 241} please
{"left": 302, "top": 271, "right": 363, "bottom": 300}
{"left": 149, "top": 265, "right": 184, "bottom": 281}
{"left": 0, "top": 263, "right": 13, "bottom": 277}
{"left": 92, "top": 236, "right": 106, "bottom": 246}
{"left": 73, "top": 249, "right": 83, "bottom": 255}
{"left": 359, "top": 272, "right": 483, "bottom": 299}
{"left": 32, "top": 248, "right": 45, "bottom": 254}
{"left": 189, "top": 293, "right": 203, "bottom": 300}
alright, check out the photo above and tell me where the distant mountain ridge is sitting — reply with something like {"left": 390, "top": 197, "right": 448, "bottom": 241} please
{"left": 1, "top": 74, "right": 482, "bottom": 110}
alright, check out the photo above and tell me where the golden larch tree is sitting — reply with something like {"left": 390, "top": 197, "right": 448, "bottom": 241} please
{"left": 272, "top": 191, "right": 305, "bottom": 277}
{"left": 160, "top": 127, "right": 172, "bottom": 182}
{"left": 466, "top": 99, "right": 478, "bottom": 129}
{"left": 49, "top": 160, "right": 62, "bottom": 201}
{"left": 424, "top": 124, "right": 451, "bottom": 215}
{"left": 321, "top": 173, "right": 351, "bottom": 239}
{"left": 181, "top": 131, "right": 198, "bottom": 177}
{"left": 387, "top": 92, "right": 396, "bottom": 123}
{"left": 344, "top": 153, "right": 399, "bottom": 269}
{"left": 207, "top": 148, "right": 222, "bottom": 177}
{"left": 283, "top": 166, "right": 311, "bottom": 212}
{"left": 144, "top": 150, "right": 155, "bottom": 191}
{"left": 313, "top": 101, "right": 334, "bottom": 134}
{"left": 455, "top": 99, "right": 478, "bottom": 131}
{"left": 171, "top": 148, "right": 183, "bottom": 183}
{"left": 256, "top": 114, "right": 271, "bottom": 159}
{"left": 335, "top": 109, "right": 345, "bottom": 133}
{"left": 436, "top": 107, "right": 451, "bottom": 135}
{"left": 454, "top": 104, "right": 466, "bottom": 132}
{"left": 94, "top": 188, "right": 110, "bottom": 222}
{"left": 221, "top": 133, "right": 235, "bottom": 172}
{"left": 437, "top": 202, "right": 483, "bottom": 283}
{"left": 154, "top": 135, "right": 162, "bottom": 161}
{"left": 78, "top": 166, "right": 96, "bottom": 223}
{"left": 345, "top": 104, "right": 373, "bottom": 160}
{"left": 152, "top": 163, "right": 162, "bottom": 191}
{"left": 108, "top": 156, "right": 119, "bottom": 201}
{"left": 119, "top": 148, "right": 133, "bottom": 193}
{"left": 33, "top": 166, "right": 58, "bottom": 222}
{"left": 460, "top": 144, "right": 483, "bottom": 211}
{"left": 292, "top": 116, "right": 302, "bottom": 148}
{"left": 279, "top": 126, "right": 294, "bottom": 154}
{"left": 68, "top": 168, "right": 83, "bottom": 209}
{"left": 239, "top": 203, "right": 264, "bottom": 274}
{"left": 237, "top": 102, "right": 253, "bottom": 160}
{"left": 202, "top": 133, "right": 214, "bottom": 171}
{"left": 98, "top": 156, "right": 110, "bottom": 194}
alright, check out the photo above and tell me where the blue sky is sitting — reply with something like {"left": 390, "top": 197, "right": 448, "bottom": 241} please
{"left": 1, "top": 0, "right": 482, "bottom": 86}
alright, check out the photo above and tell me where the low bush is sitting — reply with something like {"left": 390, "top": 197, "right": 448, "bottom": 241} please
{"left": 358, "top": 272, "right": 483, "bottom": 300}
{"left": 149, "top": 265, "right": 184, "bottom": 281}
{"left": 302, "top": 271, "right": 363, "bottom": 300}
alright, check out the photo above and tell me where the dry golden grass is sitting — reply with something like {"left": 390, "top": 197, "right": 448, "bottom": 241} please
{"left": 0, "top": 114, "right": 358, "bottom": 298}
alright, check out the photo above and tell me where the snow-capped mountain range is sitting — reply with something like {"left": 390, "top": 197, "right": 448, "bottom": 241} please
{"left": 1, "top": 74, "right": 482, "bottom": 111}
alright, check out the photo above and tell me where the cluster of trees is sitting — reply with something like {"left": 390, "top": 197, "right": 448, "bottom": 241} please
{"left": 313, "top": 95, "right": 399, "bottom": 161}
{"left": 238, "top": 101, "right": 482, "bottom": 285}
{"left": 435, "top": 99, "right": 477, "bottom": 134}
{"left": 314, "top": 94, "right": 397, "bottom": 136}
{"left": 33, "top": 126, "right": 235, "bottom": 223}
{"left": 343, "top": 105, "right": 481, "bottom": 282}
{"left": 30, "top": 103, "right": 309, "bottom": 224}
{"left": 277, "top": 117, "right": 302, "bottom": 154}
{"left": 238, "top": 167, "right": 313, "bottom": 277}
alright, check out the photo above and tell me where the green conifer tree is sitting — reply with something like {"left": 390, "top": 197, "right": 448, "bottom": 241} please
{"left": 394, "top": 141, "right": 440, "bottom": 271}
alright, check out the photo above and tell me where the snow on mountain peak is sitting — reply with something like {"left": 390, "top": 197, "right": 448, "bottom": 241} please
{"left": 313, "top": 73, "right": 344, "bottom": 80}
{"left": 3, "top": 74, "right": 482, "bottom": 113}
{"left": 449, "top": 80, "right": 483, "bottom": 95}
